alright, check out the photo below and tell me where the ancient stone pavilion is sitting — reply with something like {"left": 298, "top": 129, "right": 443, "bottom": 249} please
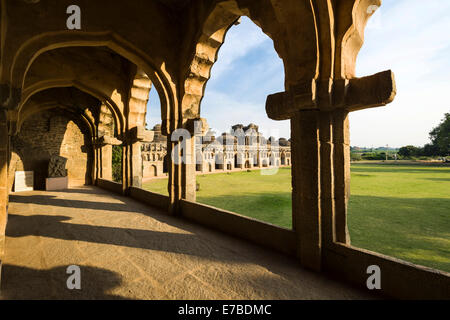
{"left": 0, "top": 0, "right": 448, "bottom": 299}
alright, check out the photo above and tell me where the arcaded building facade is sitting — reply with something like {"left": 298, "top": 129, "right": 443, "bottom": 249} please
{"left": 142, "top": 123, "right": 292, "bottom": 178}
{"left": 0, "top": 0, "right": 448, "bottom": 299}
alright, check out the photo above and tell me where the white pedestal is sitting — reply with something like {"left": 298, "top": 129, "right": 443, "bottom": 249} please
{"left": 14, "top": 171, "right": 34, "bottom": 192}
{"left": 46, "top": 176, "right": 69, "bottom": 191}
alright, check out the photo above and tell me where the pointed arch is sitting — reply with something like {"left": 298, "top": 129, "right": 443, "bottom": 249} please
{"left": 180, "top": 0, "right": 320, "bottom": 124}
{"left": 5, "top": 31, "right": 176, "bottom": 134}
{"left": 335, "top": 0, "right": 382, "bottom": 79}
{"left": 18, "top": 80, "right": 123, "bottom": 136}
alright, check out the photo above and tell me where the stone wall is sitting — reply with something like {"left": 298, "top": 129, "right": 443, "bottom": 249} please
{"left": 9, "top": 109, "right": 93, "bottom": 191}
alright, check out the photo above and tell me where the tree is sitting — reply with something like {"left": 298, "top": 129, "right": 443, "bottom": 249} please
{"left": 398, "top": 145, "right": 420, "bottom": 158}
{"left": 351, "top": 152, "right": 362, "bottom": 161}
{"left": 422, "top": 143, "right": 439, "bottom": 157}
{"left": 429, "top": 113, "right": 450, "bottom": 156}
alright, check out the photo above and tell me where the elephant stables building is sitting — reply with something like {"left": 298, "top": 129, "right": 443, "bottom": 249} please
{"left": 0, "top": 0, "right": 448, "bottom": 299}
{"left": 142, "top": 122, "right": 292, "bottom": 179}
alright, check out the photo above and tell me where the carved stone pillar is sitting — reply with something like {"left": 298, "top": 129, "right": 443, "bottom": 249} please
{"left": 0, "top": 110, "right": 9, "bottom": 261}
{"left": 120, "top": 126, "right": 153, "bottom": 191}
{"left": 101, "top": 144, "right": 113, "bottom": 181}
{"left": 267, "top": 70, "right": 395, "bottom": 272}
{"left": 167, "top": 140, "right": 178, "bottom": 214}
{"left": 332, "top": 110, "right": 351, "bottom": 245}
{"left": 130, "top": 140, "right": 142, "bottom": 188}
{"left": 167, "top": 119, "right": 206, "bottom": 214}
{"left": 167, "top": 138, "right": 196, "bottom": 214}
{"left": 181, "top": 134, "right": 196, "bottom": 202}
{"left": 95, "top": 135, "right": 121, "bottom": 183}
{"left": 290, "top": 110, "right": 322, "bottom": 270}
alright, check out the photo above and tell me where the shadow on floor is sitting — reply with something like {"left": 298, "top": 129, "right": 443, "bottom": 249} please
{"left": 6, "top": 190, "right": 304, "bottom": 282}
{"left": 9, "top": 194, "right": 151, "bottom": 214}
{"left": 0, "top": 264, "right": 126, "bottom": 300}
{"left": 46, "top": 188, "right": 110, "bottom": 195}
{"left": 6, "top": 213, "right": 244, "bottom": 262}
{"left": 6, "top": 187, "right": 375, "bottom": 299}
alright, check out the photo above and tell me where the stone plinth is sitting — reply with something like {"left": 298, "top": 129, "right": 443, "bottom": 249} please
{"left": 45, "top": 176, "right": 68, "bottom": 191}
{"left": 14, "top": 171, "right": 34, "bottom": 192}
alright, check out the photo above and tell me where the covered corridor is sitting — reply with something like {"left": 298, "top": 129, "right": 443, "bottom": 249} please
{"left": 0, "top": 187, "right": 371, "bottom": 300}
{"left": 0, "top": 0, "right": 448, "bottom": 300}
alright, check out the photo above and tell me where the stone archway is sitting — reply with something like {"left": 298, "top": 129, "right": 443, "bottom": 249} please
{"left": 5, "top": 1, "right": 442, "bottom": 301}
{"left": 179, "top": 0, "right": 321, "bottom": 125}
{"left": 11, "top": 107, "right": 94, "bottom": 190}
{"left": 3, "top": 32, "right": 177, "bottom": 137}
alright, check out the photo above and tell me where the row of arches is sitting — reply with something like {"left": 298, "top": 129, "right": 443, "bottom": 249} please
{"left": 0, "top": 0, "right": 379, "bottom": 211}
{"left": 1, "top": 0, "right": 384, "bottom": 133}
{"left": 0, "top": 0, "right": 384, "bottom": 234}
{"left": 0, "top": 0, "right": 410, "bottom": 297}
{"left": 0, "top": 0, "right": 387, "bottom": 196}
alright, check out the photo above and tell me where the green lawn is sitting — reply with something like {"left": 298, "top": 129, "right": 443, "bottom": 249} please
{"left": 143, "top": 164, "right": 450, "bottom": 272}
{"left": 143, "top": 168, "right": 293, "bottom": 228}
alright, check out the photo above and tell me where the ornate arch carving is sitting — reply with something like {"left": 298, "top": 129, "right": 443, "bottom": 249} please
{"left": 179, "top": 0, "right": 320, "bottom": 124}
{"left": 19, "top": 80, "right": 123, "bottom": 135}
{"left": 4, "top": 32, "right": 176, "bottom": 133}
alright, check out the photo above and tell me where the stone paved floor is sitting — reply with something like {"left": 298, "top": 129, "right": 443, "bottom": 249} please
{"left": 0, "top": 186, "right": 374, "bottom": 299}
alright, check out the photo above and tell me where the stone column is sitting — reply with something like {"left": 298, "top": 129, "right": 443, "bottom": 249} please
{"left": 122, "top": 143, "right": 129, "bottom": 194}
{"left": 290, "top": 110, "right": 322, "bottom": 271}
{"left": 101, "top": 144, "right": 113, "bottom": 180}
{"left": 94, "top": 142, "right": 100, "bottom": 183}
{"left": 0, "top": 110, "right": 8, "bottom": 261}
{"left": 181, "top": 134, "right": 196, "bottom": 202}
{"left": 290, "top": 110, "right": 349, "bottom": 270}
{"left": 167, "top": 140, "right": 178, "bottom": 214}
{"left": 319, "top": 111, "right": 335, "bottom": 248}
{"left": 332, "top": 110, "right": 350, "bottom": 245}
{"left": 167, "top": 138, "right": 197, "bottom": 214}
{"left": 130, "top": 140, "right": 142, "bottom": 188}
{"left": 167, "top": 120, "right": 201, "bottom": 215}
{"left": 122, "top": 126, "right": 148, "bottom": 191}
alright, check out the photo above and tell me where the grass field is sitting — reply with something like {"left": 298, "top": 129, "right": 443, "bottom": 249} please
{"left": 143, "top": 163, "right": 450, "bottom": 272}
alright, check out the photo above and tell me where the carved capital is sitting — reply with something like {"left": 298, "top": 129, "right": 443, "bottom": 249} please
{"left": 119, "top": 126, "right": 154, "bottom": 145}
{"left": 343, "top": 70, "right": 396, "bottom": 112}
{"left": 184, "top": 118, "right": 209, "bottom": 136}
{"left": 94, "top": 135, "right": 122, "bottom": 148}
{"left": 266, "top": 80, "right": 317, "bottom": 120}
{"left": 265, "top": 70, "right": 396, "bottom": 120}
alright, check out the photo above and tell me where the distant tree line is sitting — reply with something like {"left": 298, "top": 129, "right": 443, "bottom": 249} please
{"left": 398, "top": 113, "right": 450, "bottom": 159}
{"left": 350, "top": 112, "right": 449, "bottom": 161}
{"left": 351, "top": 151, "right": 398, "bottom": 161}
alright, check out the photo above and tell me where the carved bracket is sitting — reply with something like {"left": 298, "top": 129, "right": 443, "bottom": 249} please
{"left": 119, "top": 126, "right": 154, "bottom": 145}
{"left": 94, "top": 135, "right": 122, "bottom": 148}
{"left": 266, "top": 70, "right": 396, "bottom": 120}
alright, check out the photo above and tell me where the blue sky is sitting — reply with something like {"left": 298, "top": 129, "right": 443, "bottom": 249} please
{"left": 147, "top": 0, "right": 450, "bottom": 147}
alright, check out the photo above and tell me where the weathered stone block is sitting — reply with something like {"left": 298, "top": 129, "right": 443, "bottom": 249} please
{"left": 45, "top": 176, "right": 68, "bottom": 191}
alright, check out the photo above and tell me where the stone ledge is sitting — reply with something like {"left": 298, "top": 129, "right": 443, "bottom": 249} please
{"left": 180, "top": 199, "right": 297, "bottom": 257}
